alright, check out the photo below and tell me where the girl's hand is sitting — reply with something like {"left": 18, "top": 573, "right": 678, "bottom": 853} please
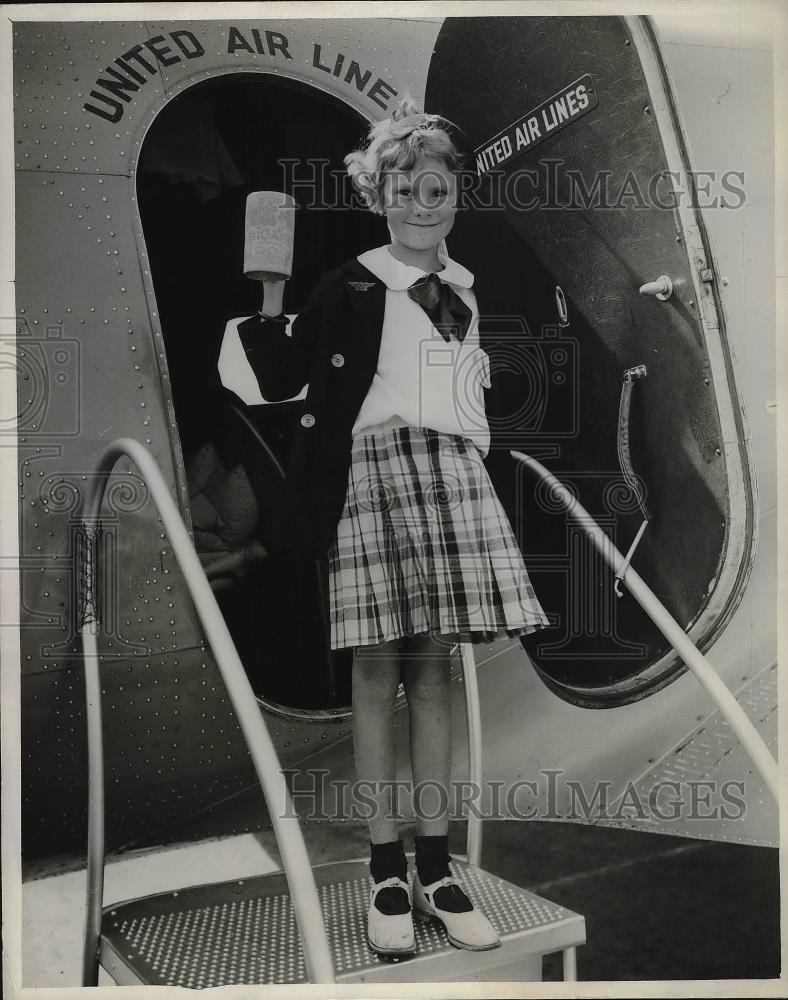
{"left": 259, "top": 278, "right": 286, "bottom": 317}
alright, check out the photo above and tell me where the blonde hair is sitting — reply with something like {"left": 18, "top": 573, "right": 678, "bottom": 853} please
{"left": 344, "top": 96, "right": 464, "bottom": 215}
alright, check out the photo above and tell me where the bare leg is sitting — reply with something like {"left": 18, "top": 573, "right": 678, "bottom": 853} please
{"left": 400, "top": 635, "right": 453, "bottom": 836}
{"left": 352, "top": 638, "right": 402, "bottom": 843}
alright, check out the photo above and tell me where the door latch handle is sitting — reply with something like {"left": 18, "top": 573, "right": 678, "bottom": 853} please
{"left": 638, "top": 275, "right": 673, "bottom": 300}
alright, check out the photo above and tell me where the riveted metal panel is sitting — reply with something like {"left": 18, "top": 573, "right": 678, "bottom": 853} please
{"left": 15, "top": 168, "right": 200, "bottom": 669}
{"left": 596, "top": 662, "right": 778, "bottom": 845}
{"left": 13, "top": 20, "right": 439, "bottom": 178}
{"left": 13, "top": 22, "right": 164, "bottom": 177}
{"left": 13, "top": 17, "right": 440, "bottom": 857}
{"left": 15, "top": 173, "right": 169, "bottom": 440}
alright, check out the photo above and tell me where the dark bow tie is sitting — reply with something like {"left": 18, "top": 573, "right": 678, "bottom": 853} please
{"left": 407, "top": 272, "right": 472, "bottom": 343}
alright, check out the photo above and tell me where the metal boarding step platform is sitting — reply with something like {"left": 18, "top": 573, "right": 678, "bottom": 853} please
{"left": 100, "top": 857, "right": 585, "bottom": 986}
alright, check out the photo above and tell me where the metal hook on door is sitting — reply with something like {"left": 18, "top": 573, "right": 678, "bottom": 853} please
{"left": 555, "top": 285, "right": 569, "bottom": 327}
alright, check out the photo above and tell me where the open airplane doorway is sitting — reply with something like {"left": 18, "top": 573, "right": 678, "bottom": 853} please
{"left": 136, "top": 73, "right": 381, "bottom": 711}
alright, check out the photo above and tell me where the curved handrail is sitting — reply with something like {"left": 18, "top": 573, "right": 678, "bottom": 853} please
{"left": 80, "top": 438, "right": 335, "bottom": 985}
{"left": 510, "top": 450, "right": 779, "bottom": 804}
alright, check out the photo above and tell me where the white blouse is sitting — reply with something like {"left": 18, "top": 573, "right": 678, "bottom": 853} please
{"left": 352, "top": 243, "right": 492, "bottom": 456}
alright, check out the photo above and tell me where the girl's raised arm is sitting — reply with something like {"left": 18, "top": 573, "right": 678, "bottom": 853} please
{"left": 237, "top": 190, "right": 330, "bottom": 402}
{"left": 237, "top": 269, "right": 334, "bottom": 402}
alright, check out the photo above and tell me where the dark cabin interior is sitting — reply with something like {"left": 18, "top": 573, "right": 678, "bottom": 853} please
{"left": 137, "top": 75, "right": 383, "bottom": 710}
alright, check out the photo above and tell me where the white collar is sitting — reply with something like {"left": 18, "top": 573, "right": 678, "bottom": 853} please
{"left": 357, "top": 241, "right": 474, "bottom": 291}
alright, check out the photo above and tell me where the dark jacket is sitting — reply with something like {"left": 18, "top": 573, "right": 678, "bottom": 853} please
{"left": 237, "top": 255, "right": 523, "bottom": 556}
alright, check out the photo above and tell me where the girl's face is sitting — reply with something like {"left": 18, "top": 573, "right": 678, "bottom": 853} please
{"left": 382, "top": 156, "right": 458, "bottom": 255}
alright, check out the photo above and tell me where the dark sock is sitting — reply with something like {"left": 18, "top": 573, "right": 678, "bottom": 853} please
{"left": 415, "top": 834, "right": 473, "bottom": 913}
{"left": 369, "top": 838, "right": 410, "bottom": 915}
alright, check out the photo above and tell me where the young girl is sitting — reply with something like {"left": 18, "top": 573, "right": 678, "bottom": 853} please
{"left": 238, "top": 97, "right": 550, "bottom": 958}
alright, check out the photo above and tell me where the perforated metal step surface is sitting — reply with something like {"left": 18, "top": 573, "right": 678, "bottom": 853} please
{"left": 100, "top": 857, "right": 585, "bottom": 986}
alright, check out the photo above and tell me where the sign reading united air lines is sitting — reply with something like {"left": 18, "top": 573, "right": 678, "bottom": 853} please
{"left": 475, "top": 75, "right": 598, "bottom": 173}
{"left": 82, "top": 25, "right": 399, "bottom": 122}
{"left": 81, "top": 23, "right": 598, "bottom": 178}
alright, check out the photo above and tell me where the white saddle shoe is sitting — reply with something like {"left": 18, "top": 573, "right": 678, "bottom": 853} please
{"left": 413, "top": 874, "right": 501, "bottom": 950}
{"left": 366, "top": 876, "right": 416, "bottom": 956}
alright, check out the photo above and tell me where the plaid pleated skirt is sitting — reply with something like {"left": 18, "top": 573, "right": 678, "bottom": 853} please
{"left": 326, "top": 424, "right": 551, "bottom": 650}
